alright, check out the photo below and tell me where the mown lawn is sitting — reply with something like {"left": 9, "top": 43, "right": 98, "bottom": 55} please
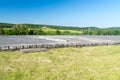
{"left": 1, "top": 46, "right": 120, "bottom": 80}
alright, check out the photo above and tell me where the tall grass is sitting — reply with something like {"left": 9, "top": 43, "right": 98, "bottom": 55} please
{"left": 0, "top": 46, "right": 120, "bottom": 80}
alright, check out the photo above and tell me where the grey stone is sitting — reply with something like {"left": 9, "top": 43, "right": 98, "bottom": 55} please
{"left": 20, "top": 48, "right": 48, "bottom": 53}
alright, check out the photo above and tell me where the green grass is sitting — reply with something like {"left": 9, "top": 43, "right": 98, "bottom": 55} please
{"left": 41, "top": 27, "right": 82, "bottom": 35}
{"left": 1, "top": 46, "right": 120, "bottom": 80}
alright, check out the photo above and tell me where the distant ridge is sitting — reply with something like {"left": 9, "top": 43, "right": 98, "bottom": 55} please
{"left": 0, "top": 22, "right": 99, "bottom": 30}
{"left": 1, "top": 22, "right": 120, "bottom": 30}
{"left": 0, "top": 22, "right": 15, "bottom": 28}
{"left": 107, "top": 27, "right": 120, "bottom": 30}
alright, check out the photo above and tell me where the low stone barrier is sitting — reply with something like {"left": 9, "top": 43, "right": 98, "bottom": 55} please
{"left": 0, "top": 42, "right": 120, "bottom": 51}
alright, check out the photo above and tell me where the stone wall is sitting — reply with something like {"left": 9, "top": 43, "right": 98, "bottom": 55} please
{"left": 0, "top": 42, "right": 120, "bottom": 51}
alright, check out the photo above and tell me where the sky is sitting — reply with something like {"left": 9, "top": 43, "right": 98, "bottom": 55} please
{"left": 0, "top": 0, "right": 120, "bottom": 27}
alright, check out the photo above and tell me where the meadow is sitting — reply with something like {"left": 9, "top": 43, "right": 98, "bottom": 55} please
{"left": 1, "top": 45, "right": 120, "bottom": 80}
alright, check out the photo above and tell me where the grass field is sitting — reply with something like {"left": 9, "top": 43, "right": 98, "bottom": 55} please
{"left": 1, "top": 46, "right": 120, "bottom": 80}
{"left": 41, "top": 27, "right": 82, "bottom": 35}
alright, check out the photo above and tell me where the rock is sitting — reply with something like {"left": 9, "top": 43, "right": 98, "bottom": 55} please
{"left": 20, "top": 48, "right": 48, "bottom": 53}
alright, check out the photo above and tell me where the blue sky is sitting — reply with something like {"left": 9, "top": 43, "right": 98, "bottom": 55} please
{"left": 0, "top": 0, "right": 120, "bottom": 27}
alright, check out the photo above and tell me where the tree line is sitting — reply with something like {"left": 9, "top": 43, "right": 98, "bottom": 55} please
{"left": 82, "top": 29, "right": 120, "bottom": 35}
{"left": 1, "top": 24, "right": 120, "bottom": 35}
{"left": 0, "top": 24, "right": 72, "bottom": 35}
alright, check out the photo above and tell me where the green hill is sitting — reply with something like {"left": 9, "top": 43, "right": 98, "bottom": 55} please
{"left": 0, "top": 22, "right": 99, "bottom": 30}
{"left": 1, "top": 22, "right": 120, "bottom": 35}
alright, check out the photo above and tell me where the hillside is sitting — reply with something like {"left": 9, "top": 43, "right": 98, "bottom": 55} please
{"left": 0, "top": 23, "right": 15, "bottom": 28}
{"left": 0, "top": 22, "right": 98, "bottom": 30}
{"left": 1, "top": 22, "right": 120, "bottom": 30}
{"left": 1, "top": 22, "right": 120, "bottom": 35}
